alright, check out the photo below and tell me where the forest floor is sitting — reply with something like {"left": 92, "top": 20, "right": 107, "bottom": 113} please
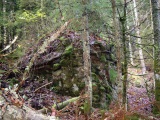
{"left": 0, "top": 60, "right": 157, "bottom": 119}
{"left": 20, "top": 67, "right": 156, "bottom": 119}
{"left": 127, "top": 67, "right": 155, "bottom": 118}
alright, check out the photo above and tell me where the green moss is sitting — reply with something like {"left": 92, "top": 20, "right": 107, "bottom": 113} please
{"left": 109, "top": 69, "right": 117, "bottom": 83}
{"left": 53, "top": 63, "right": 60, "bottom": 67}
{"left": 63, "top": 44, "right": 73, "bottom": 55}
{"left": 91, "top": 72, "right": 99, "bottom": 82}
{"left": 7, "top": 78, "right": 19, "bottom": 87}
{"left": 92, "top": 82, "right": 97, "bottom": 87}
{"left": 60, "top": 58, "right": 70, "bottom": 66}
{"left": 59, "top": 36, "right": 67, "bottom": 41}
{"left": 60, "top": 59, "right": 65, "bottom": 65}
{"left": 93, "top": 95, "right": 101, "bottom": 107}
{"left": 78, "top": 82, "right": 85, "bottom": 90}
{"left": 100, "top": 110, "right": 106, "bottom": 119}
{"left": 106, "top": 94, "right": 112, "bottom": 100}
{"left": 100, "top": 86, "right": 105, "bottom": 91}
{"left": 93, "top": 95, "right": 100, "bottom": 101}
{"left": 53, "top": 63, "right": 61, "bottom": 70}
{"left": 83, "top": 101, "right": 92, "bottom": 115}
{"left": 92, "top": 82, "right": 98, "bottom": 91}
{"left": 100, "top": 54, "right": 106, "bottom": 62}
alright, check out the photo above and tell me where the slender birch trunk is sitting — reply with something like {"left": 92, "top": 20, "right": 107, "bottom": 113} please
{"left": 9, "top": 10, "right": 14, "bottom": 52}
{"left": 111, "top": 0, "right": 123, "bottom": 104}
{"left": 151, "top": 0, "right": 160, "bottom": 114}
{"left": 3, "top": 0, "right": 7, "bottom": 49}
{"left": 0, "top": 25, "right": 2, "bottom": 49}
{"left": 133, "top": 0, "right": 146, "bottom": 74}
{"left": 149, "top": 0, "right": 155, "bottom": 91}
{"left": 81, "top": 0, "right": 92, "bottom": 115}
{"left": 127, "top": 26, "right": 134, "bottom": 65}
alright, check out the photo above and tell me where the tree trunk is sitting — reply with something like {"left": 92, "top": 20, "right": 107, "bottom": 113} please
{"left": 0, "top": 26, "right": 2, "bottom": 49}
{"left": 151, "top": 0, "right": 160, "bottom": 114}
{"left": 149, "top": 0, "right": 154, "bottom": 58}
{"left": 111, "top": 0, "right": 121, "bottom": 83}
{"left": 127, "top": 26, "right": 134, "bottom": 65}
{"left": 2, "top": 0, "right": 7, "bottom": 49}
{"left": 111, "top": 0, "right": 122, "bottom": 103}
{"left": 81, "top": 0, "right": 92, "bottom": 115}
{"left": 133, "top": 0, "right": 146, "bottom": 74}
{"left": 119, "top": 0, "right": 128, "bottom": 110}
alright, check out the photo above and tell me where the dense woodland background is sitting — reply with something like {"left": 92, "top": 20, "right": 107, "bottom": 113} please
{"left": 0, "top": 0, "right": 160, "bottom": 120}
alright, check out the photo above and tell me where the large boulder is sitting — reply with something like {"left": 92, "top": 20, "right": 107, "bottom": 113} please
{"left": 18, "top": 31, "right": 117, "bottom": 108}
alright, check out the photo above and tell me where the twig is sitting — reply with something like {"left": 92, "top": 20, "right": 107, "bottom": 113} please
{"left": 34, "top": 82, "right": 52, "bottom": 92}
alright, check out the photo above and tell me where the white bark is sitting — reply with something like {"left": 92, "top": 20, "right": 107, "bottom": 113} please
{"left": 149, "top": 0, "right": 155, "bottom": 88}
{"left": 82, "top": 0, "right": 92, "bottom": 113}
{"left": 3, "top": 0, "right": 7, "bottom": 48}
{"left": 127, "top": 26, "right": 134, "bottom": 65}
{"left": 82, "top": 16, "right": 92, "bottom": 111}
{"left": 133, "top": 0, "right": 146, "bottom": 74}
{"left": 129, "top": 38, "right": 134, "bottom": 65}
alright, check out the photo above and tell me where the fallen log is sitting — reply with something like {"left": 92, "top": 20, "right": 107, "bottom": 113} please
{"left": 0, "top": 91, "right": 51, "bottom": 120}
{"left": 0, "top": 90, "right": 80, "bottom": 120}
